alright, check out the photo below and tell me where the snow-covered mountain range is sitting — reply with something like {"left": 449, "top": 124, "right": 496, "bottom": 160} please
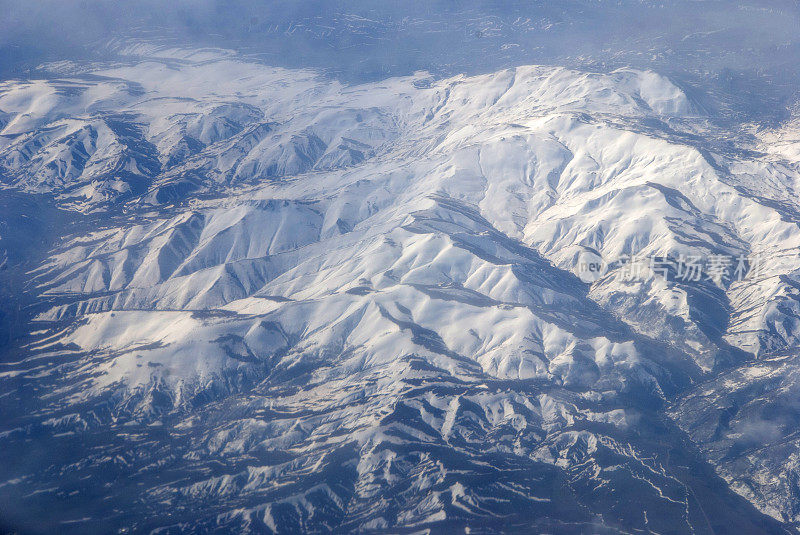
{"left": 2, "top": 40, "right": 800, "bottom": 533}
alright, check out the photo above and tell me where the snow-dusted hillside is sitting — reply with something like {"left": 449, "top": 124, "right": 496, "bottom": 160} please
{"left": 2, "top": 45, "right": 800, "bottom": 533}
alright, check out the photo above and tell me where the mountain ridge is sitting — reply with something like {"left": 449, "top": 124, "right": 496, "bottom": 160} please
{"left": 1, "top": 44, "right": 800, "bottom": 532}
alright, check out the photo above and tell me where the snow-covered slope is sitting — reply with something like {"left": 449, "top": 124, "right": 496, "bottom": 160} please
{"left": 2, "top": 45, "right": 800, "bottom": 533}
